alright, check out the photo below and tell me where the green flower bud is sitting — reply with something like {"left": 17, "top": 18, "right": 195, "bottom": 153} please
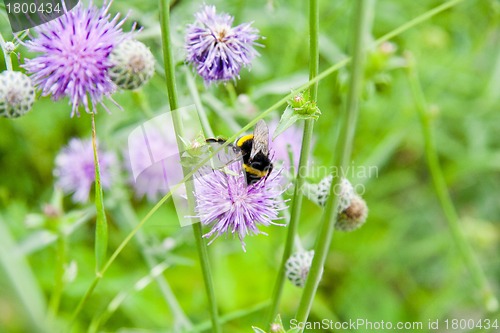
{"left": 288, "top": 90, "right": 321, "bottom": 118}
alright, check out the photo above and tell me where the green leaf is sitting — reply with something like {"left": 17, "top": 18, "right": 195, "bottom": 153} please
{"left": 0, "top": 215, "right": 48, "bottom": 331}
{"left": 92, "top": 130, "right": 108, "bottom": 273}
{"left": 251, "top": 327, "right": 268, "bottom": 333}
{"left": 273, "top": 106, "right": 301, "bottom": 139}
{"left": 270, "top": 314, "right": 286, "bottom": 333}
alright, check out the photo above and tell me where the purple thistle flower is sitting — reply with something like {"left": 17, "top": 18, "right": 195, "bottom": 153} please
{"left": 185, "top": 5, "right": 260, "bottom": 84}
{"left": 23, "top": 1, "right": 132, "bottom": 116}
{"left": 193, "top": 162, "right": 286, "bottom": 251}
{"left": 54, "top": 138, "right": 115, "bottom": 203}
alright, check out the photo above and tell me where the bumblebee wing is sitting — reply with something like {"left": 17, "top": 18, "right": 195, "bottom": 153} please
{"left": 250, "top": 120, "right": 269, "bottom": 159}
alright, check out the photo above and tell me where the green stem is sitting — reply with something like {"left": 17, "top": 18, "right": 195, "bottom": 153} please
{"left": 295, "top": 0, "right": 374, "bottom": 327}
{"left": 0, "top": 216, "right": 48, "bottom": 332}
{"left": 0, "top": 33, "right": 13, "bottom": 71}
{"left": 69, "top": 0, "right": 464, "bottom": 323}
{"left": 202, "top": 94, "right": 241, "bottom": 132}
{"left": 47, "top": 231, "right": 67, "bottom": 319}
{"left": 159, "top": 0, "right": 221, "bottom": 332}
{"left": 375, "top": 0, "right": 464, "bottom": 47}
{"left": 406, "top": 55, "right": 498, "bottom": 312}
{"left": 225, "top": 82, "right": 238, "bottom": 106}
{"left": 267, "top": 0, "right": 319, "bottom": 325}
{"left": 113, "top": 201, "right": 192, "bottom": 329}
{"left": 89, "top": 262, "right": 170, "bottom": 333}
{"left": 69, "top": 190, "right": 174, "bottom": 326}
{"left": 191, "top": 301, "right": 270, "bottom": 333}
{"left": 131, "top": 90, "right": 154, "bottom": 118}
{"left": 184, "top": 67, "right": 215, "bottom": 137}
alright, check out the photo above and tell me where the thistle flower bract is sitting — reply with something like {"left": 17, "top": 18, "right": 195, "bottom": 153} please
{"left": 304, "top": 175, "right": 355, "bottom": 209}
{"left": 54, "top": 138, "right": 115, "bottom": 203}
{"left": 23, "top": 1, "right": 131, "bottom": 116}
{"left": 193, "top": 162, "right": 285, "bottom": 251}
{"left": 285, "top": 250, "right": 314, "bottom": 288}
{"left": 109, "top": 39, "right": 155, "bottom": 90}
{"left": 0, "top": 71, "right": 35, "bottom": 118}
{"left": 336, "top": 195, "right": 368, "bottom": 232}
{"left": 185, "top": 5, "right": 260, "bottom": 84}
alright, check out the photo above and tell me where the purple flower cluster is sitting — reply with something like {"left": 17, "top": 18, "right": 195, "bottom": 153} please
{"left": 23, "top": 1, "right": 131, "bottom": 116}
{"left": 186, "top": 5, "right": 260, "bottom": 84}
{"left": 193, "top": 162, "right": 285, "bottom": 251}
{"left": 54, "top": 138, "right": 115, "bottom": 203}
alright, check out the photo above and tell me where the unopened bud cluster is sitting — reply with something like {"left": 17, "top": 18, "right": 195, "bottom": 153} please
{"left": 304, "top": 175, "right": 368, "bottom": 231}
{"left": 288, "top": 90, "right": 321, "bottom": 118}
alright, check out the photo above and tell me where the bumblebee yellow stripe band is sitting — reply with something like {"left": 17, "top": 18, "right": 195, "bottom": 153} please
{"left": 236, "top": 134, "right": 253, "bottom": 147}
{"left": 243, "top": 164, "right": 268, "bottom": 177}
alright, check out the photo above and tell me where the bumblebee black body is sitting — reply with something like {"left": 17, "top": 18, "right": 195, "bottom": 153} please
{"left": 236, "top": 134, "right": 273, "bottom": 185}
{"left": 205, "top": 120, "right": 273, "bottom": 185}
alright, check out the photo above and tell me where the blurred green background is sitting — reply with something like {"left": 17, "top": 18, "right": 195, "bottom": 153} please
{"left": 1, "top": 0, "right": 500, "bottom": 332}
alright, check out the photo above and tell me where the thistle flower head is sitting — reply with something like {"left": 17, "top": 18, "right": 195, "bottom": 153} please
{"left": 185, "top": 5, "right": 260, "bottom": 84}
{"left": 193, "top": 162, "right": 285, "bottom": 251}
{"left": 285, "top": 250, "right": 314, "bottom": 287}
{"left": 23, "top": 1, "right": 132, "bottom": 116}
{"left": 0, "top": 71, "right": 35, "bottom": 118}
{"left": 54, "top": 138, "right": 115, "bottom": 203}
{"left": 109, "top": 39, "right": 155, "bottom": 90}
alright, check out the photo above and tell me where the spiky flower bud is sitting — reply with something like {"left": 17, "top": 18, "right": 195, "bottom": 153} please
{"left": 4, "top": 42, "right": 16, "bottom": 54}
{"left": 109, "top": 39, "right": 155, "bottom": 90}
{"left": 0, "top": 71, "right": 35, "bottom": 118}
{"left": 288, "top": 90, "right": 321, "bottom": 118}
{"left": 336, "top": 195, "right": 368, "bottom": 232}
{"left": 285, "top": 250, "right": 314, "bottom": 287}
{"left": 289, "top": 92, "right": 307, "bottom": 109}
{"left": 303, "top": 175, "right": 355, "bottom": 210}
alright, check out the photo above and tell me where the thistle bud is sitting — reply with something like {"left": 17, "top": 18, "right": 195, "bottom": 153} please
{"left": 0, "top": 71, "right": 35, "bottom": 118}
{"left": 4, "top": 42, "right": 16, "bottom": 54}
{"left": 109, "top": 40, "right": 155, "bottom": 90}
{"left": 336, "top": 195, "right": 368, "bottom": 232}
{"left": 285, "top": 250, "right": 314, "bottom": 287}
{"left": 303, "top": 175, "right": 355, "bottom": 210}
{"left": 288, "top": 90, "right": 321, "bottom": 118}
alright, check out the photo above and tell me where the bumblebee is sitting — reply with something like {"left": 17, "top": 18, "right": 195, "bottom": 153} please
{"left": 236, "top": 119, "right": 273, "bottom": 185}
{"left": 205, "top": 120, "right": 273, "bottom": 185}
